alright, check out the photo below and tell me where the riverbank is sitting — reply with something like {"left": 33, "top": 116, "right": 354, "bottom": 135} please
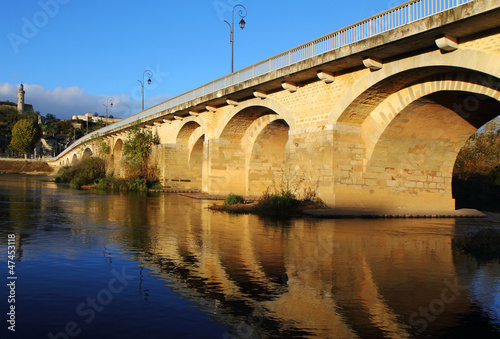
{"left": 208, "top": 199, "right": 486, "bottom": 218}
{"left": 0, "top": 159, "right": 53, "bottom": 174}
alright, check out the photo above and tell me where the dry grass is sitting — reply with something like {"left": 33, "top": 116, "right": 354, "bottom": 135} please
{"left": 0, "top": 160, "right": 53, "bottom": 174}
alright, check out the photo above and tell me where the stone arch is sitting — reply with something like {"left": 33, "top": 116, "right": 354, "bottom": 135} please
{"left": 362, "top": 72, "right": 500, "bottom": 164}
{"left": 177, "top": 121, "right": 203, "bottom": 146}
{"left": 328, "top": 49, "right": 500, "bottom": 210}
{"left": 215, "top": 97, "right": 295, "bottom": 139}
{"left": 162, "top": 120, "right": 206, "bottom": 190}
{"left": 334, "top": 71, "right": 500, "bottom": 210}
{"left": 71, "top": 153, "right": 78, "bottom": 164}
{"left": 330, "top": 49, "right": 500, "bottom": 125}
{"left": 82, "top": 148, "right": 93, "bottom": 159}
{"left": 242, "top": 115, "right": 289, "bottom": 195}
{"left": 210, "top": 103, "right": 290, "bottom": 195}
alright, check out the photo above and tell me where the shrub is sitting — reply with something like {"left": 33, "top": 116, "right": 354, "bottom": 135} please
{"left": 150, "top": 181, "right": 163, "bottom": 190}
{"left": 125, "top": 178, "right": 148, "bottom": 192}
{"left": 254, "top": 188, "right": 300, "bottom": 217}
{"left": 54, "top": 157, "right": 106, "bottom": 189}
{"left": 224, "top": 193, "right": 245, "bottom": 205}
{"left": 95, "top": 177, "right": 125, "bottom": 191}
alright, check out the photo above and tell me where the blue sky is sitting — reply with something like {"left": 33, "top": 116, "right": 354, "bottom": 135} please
{"left": 0, "top": 0, "right": 405, "bottom": 120}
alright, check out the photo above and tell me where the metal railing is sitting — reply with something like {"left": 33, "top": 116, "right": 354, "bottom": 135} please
{"left": 55, "top": 0, "right": 474, "bottom": 160}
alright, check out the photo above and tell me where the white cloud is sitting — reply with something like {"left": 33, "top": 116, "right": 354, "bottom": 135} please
{"left": 0, "top": 83, "right": 171, "bottom": 120}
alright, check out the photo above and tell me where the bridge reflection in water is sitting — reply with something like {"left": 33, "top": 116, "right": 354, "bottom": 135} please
{"left": 60, "top": 190, "right": 499, "bottom": 338}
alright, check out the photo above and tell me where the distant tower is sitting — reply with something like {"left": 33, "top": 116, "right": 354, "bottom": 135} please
{"left": 17, "top": 84, "right": 25, "bottom": 114}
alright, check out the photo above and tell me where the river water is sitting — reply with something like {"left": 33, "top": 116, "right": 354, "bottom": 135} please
{"left": 1, "top": 175, "right": 499, "bottom": 338}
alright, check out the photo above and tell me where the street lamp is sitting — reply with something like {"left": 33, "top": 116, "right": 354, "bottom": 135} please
{"left": 103, "top": 97, "right": 114, "bottom": 127}
{"left": 224, "top": 4, "right": 247, "bottom": 73}
{"left": 138, "top": 70, "right": 153, "bottom": 111}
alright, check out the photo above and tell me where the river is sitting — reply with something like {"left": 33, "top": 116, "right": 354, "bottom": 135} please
{"left": 1, "top": 175, "right": 499, "bottom": 338}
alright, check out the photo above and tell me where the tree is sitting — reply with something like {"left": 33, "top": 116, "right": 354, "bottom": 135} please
{"left": 122, "top": 123, "right": 155, "bottom": 179}
{"left": 8, "top": 119, "right": 41, "bottom": 157}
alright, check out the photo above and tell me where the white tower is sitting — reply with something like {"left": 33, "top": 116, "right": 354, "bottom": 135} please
{"left": 17, "top": 84, "right": 25, "bottom": 114}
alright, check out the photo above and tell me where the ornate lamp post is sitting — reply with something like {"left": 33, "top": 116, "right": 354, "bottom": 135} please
{"left": 138, "top": 70, "right": 153, "bottom": 111}
{"left": 224, "top": 4, "right": 247, "bottom": 73}
{"left": 103, "top": 97, "right": 114, "bottom": 127}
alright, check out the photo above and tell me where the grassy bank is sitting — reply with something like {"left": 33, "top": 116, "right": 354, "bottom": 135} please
{"left": 0, "top": 159, "right": 53, "bottom": 174}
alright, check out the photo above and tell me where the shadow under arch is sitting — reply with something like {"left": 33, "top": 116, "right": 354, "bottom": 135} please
{"left": 175, "top": 120, "right": 206, "bottom": 190}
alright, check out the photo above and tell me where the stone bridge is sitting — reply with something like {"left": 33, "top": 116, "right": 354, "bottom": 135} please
{"left": 51, "top": 0, "right": 500, "bottom": 211}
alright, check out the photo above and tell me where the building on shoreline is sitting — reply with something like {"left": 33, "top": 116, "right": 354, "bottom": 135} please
{"left": 72, "top": 113, "right": 121, "bottom": 125}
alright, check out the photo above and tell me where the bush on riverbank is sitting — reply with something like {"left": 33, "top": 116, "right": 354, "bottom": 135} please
{"left": 452, "top": 228, "right": 500, "bottom": 261}
{"left": 254, "top": 189, "right": 300, "bottom": 217}
{"left": 223, "top": 193, "right": 244, "bottom": 205}
{"left": 94, "top": 176, "right": 162, "bottom": 192}
{"left": 54, "top": 157, "right": 106, "bottom": 189}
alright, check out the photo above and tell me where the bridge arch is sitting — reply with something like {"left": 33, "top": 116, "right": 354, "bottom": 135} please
{"left": 330, "top": 49, "right": 500, "bottom": 125}
{"left": 330, "top": 50, "right": 500, "bottom": 210}
{"left": 82, "top": 148, "right": 93, "bottom": 159}
{"left": 215, "top": 97, "right": 295, "bottom": 139}
{"left": 175, "top": 120, "right": 206, "bottom": 189}
{"left": 210, "top": 100, "right": 291, "bottom": 196}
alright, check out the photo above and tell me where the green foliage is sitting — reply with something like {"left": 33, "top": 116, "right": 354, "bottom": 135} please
{"left": 452, "top": 228, "right": 500, "bottom": 261}
{"left": 453, "top": 119, "right": 500, "bottom": 210}
{"left": 94, "top": 177, "right": 159, "bottom": 192}
{"left": 39, "top": 119, "right": 74, "bottom": 137}
{"left": 8, "top": 119, "right": 41, "bottom": 155}
{"left": 0, "top": 106, "right": 38, "bottom": 138}
{"left": 125, "top": 178, "right": 149, "bottom": 192}
{"left": 95, "top": 177, "right": 125, "bottom": 191}
{"left": 54, "top": 157, "right": 106, "bottom": 189}
{"left": 223, "top": 193, "right": 245, "bottom": 205}
{"left": 255, "top": 188, "right": 299, "bottom": 217}
{"left": 122, "top": 122, "right": 157, "bottom": 181}
{"left": 454, "top": 119, "right": 500, "bottom": 183}
{"left": 150, "top": 182, "right": 163, "bottom": 189}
